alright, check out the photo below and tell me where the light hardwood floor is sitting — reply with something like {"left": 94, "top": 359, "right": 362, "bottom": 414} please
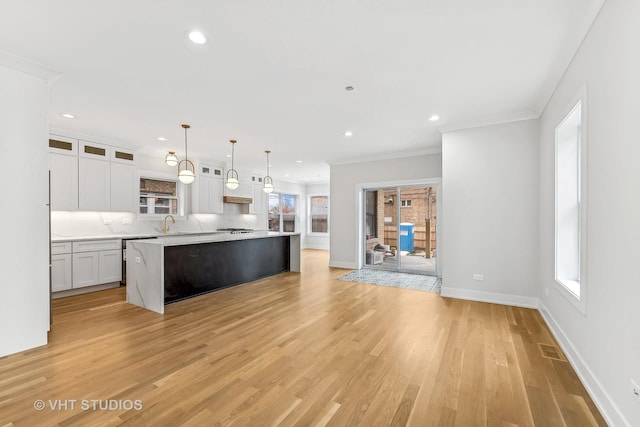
{"left": 0, "top": 250, "right": 605, "bottom": 426}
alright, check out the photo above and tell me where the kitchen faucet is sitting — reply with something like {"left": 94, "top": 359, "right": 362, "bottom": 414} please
{"left": 162, "top": 215, "right": 175, "bottom": 233}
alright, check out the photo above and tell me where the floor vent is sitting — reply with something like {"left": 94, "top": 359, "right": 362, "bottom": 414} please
{"left": 539, "top": 343, "right": 566, "bottom": 361}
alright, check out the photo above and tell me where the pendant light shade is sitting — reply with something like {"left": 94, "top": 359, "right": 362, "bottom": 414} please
{"left": 165, "top": 151, "right": 178, "bottom": 166}
{"left": 226, "top": 139, "right": 239, "bottom": 189}
{"left": 178, "top": 168, "right": 195, "bottom": 184}
{"left": 263, "top": 150, "right": 274, "bottom": 193}
{"left": 177, "top": 124, "right": 195, "bottom": 185}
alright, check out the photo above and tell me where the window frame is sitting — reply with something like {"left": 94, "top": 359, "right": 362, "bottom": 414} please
{"left": 554, "top": 87, "right": 588, "bottom": 314}
{"left": 269, "top": 192, "right": 298, "bottom": 233}
{"left": 137, "top": 172, "right": 187, "bottom": 220}
{"left": 307, "top": 194, "right": 329, "bottom": 235}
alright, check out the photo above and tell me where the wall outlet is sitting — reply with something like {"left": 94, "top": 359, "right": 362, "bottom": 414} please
{"left": 103, "top": 219, "right": 112, "bottom": 225}
{"left": 631, "top": 379, "right": 640, "bottom": 404}
{"left": 135, "top": 257, "right": 141, "bottom": 264}
{"left": 473, "top": 274, "right": 484, "bottom": 281}
{"left": 122, "top": 217, "right": 133, "bottom": 225}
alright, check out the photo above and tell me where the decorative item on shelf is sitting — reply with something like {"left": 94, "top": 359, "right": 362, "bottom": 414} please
{"left": 177, "top": 124, "right": 195, "bottom": 184}
{"left": 263, "top": 150, "right": 274, "bottom": 193}
{"left": 226, "top": 139, "right": 239, "bottom": 189}
{"left": 164, "top": 151, "right": 178, "bottom": 166}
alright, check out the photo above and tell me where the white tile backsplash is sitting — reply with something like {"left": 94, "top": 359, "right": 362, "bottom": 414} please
{"left": 51, "top": 209, "right": 262, "bottom": 239}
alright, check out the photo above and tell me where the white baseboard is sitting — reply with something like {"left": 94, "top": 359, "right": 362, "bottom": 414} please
{"left": 329, "top": 260, "right": 357, "bottom": 269}
{"left": 440, "top": 286, "right": 539, "bottom": 308}
{"left": 538, "top": 303, "right": 628, "bottom": 427}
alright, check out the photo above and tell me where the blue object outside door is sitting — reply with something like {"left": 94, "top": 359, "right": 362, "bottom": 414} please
{"left": 399, "top": 222, "right": 414, "bottom": 252}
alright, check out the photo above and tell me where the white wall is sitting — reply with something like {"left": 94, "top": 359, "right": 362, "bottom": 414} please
{"left": 0, "top": 61, "right": 51, "bottom": 357}
{"left": 305, "top": 182, "right": 330, "bottom": 250}
{"left": 441, "top": 119, "right": 539, "bottom": 307}
{"left": 329, "top": 153, "right": 442, "bottom": 268}
{"left": 538, "top": 0, "right": 640, "bottom": 425}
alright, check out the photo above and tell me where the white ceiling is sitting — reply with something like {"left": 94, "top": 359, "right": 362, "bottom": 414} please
{"left": 0, "top": 0, "right": 604, "bottom": 183}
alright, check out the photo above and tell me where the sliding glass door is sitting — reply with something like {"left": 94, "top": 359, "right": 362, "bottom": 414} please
{"left": 363, "top": 185, "right": 438, "bottom": 275}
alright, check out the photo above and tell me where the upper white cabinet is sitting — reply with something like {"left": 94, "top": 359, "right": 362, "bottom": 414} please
{"left": 78, "top": 141, "right": 110, "bottom": 211}
{"left": 110, "top": 148, "right": 136, "bottom": 212}
{"left": 49, "top": 135, "right": 136, "bottom": 212}
{"left": 249, "top": 175, "right": 268, "bottom": 216}
{"left": 49, "top": 136, "right": 79, "bottom": 211}
{"left": 193, "top": 163, "right": 224, "bottom": 214}
{"left": 79, "top": 156, "right": 111, "bottom": 211}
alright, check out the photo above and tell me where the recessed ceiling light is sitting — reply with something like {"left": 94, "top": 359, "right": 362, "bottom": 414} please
{"left": 226, "top": 154, "right": 232, "bottom": 158}
{"left": 61, "top": 113, "right": 75, "bottom": 119}
{"left": 188, "top": 31, "right": 206, "bottom": 44}
{"left": 285, "top": 174, "right": 289, "bottom": 177}
{"left": 157, "top": 137, "right": 168, "bottom": 141}
{"left": 345, "top": 86, "right": 354, "bottom": 91}
{"left": 296, "top": 160, "right": 303, "bottom": 163}
{"left": 428, "top": 114, "right": 440, "bottom": 122}
{"left": 344, "top": 130, "right": 353, "bottom": 137}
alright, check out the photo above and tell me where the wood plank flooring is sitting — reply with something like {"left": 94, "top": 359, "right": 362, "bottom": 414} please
{"left": 0, "top": 250, "right": 606, "bottom": 426}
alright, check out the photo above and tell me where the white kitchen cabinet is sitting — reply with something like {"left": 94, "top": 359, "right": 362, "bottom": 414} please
{"left": 51, "top": 242, "right": 73, "bottom": 291}
{"left": 99, "top": 249, "right": 122, "bottom": 283}
{"left": 249, "top": 175, "right": 268, "bottom": 216}
{"left": 51, "top": 253, "right": 72, "bottom": 292}
{"left": 71, "top": 239, "right": 121, "bottom": 289}
{"left": 72, "top": 251, "right": 100, "bottom": 288}
{"left": 49, "top": 135, "right": 79, "bottom": 211}
{"left": 49, "top": 153, "right": 79, "bottom": 211}
{"left": 110, "top": 162, "right": 135, "bottom": 212}
{"left": 194, "top": 164, "right": 224, "bottom": 214}
{"left": 51, "top": 137, "right": 137, "bottom": 213}
{"left": 79, "top": 157, "right": 111, "bottom": 211}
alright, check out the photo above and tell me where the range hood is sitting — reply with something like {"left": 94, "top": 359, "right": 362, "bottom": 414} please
{"left": 223, "top": 196, "right": 253, "bottom": 204}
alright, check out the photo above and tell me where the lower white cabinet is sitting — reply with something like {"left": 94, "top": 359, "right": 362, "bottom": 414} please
{"left": 99, "top": 249, "right": 122, "bottom": 283}
{"left": 51, "top": 254, "right": 72, "bottom": 292}
{"left": 57, "top": 239, "right": 123, "bottom": 291}
{"left": 72, "top": 251, "right": 100, "bottom": 288}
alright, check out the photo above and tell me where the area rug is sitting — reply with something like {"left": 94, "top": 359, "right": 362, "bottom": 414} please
{"left": 338, "top": 269, "right": 441, "bottom": 294}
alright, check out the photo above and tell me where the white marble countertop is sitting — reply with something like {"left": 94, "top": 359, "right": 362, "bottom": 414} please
{"left": 131, "top": 231, "right": 300, "bottom": 247}
{"left": 51, "top": 230, "right": 233, "bottom": 243}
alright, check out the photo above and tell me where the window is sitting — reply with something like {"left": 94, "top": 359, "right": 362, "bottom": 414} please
{"left": 269, "top": 193, "right": 297, "bottom": 232}
{"left": 309, "top": 195, "right": 329, "bottom": 233}
{"left": 365, "top": 191, "right": 377, "bottom": 238}
{"left": 139, "top": 178, "right": 179, "bottom": 216}
{"left": 555, "top": 97, "right": 586, "bottom": 310}
{"left": 401, "top": 199, "right": 412, "bottom": 207}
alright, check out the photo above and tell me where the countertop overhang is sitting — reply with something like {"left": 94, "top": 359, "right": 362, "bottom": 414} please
{"left": 129, "top": 231, "right": 299, "bottom": 247}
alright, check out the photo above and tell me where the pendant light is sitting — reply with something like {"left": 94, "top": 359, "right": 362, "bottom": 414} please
{"left": 263, "top": 150, "right": 274, "bottom": 193}
{"left": 226, "top": 139, "right": 239, "bottom": 189}
{"left": 164, "top": 151, "right": 178, "bottom": 166}
{"left": 177, "top": 124, "right": 195, "bottom": 184}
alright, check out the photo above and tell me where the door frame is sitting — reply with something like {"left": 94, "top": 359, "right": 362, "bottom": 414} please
{"left": 356, "top": 178, "right": 442, "bottom": 277}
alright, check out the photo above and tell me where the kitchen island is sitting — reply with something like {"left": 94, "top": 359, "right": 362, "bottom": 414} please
{"left": 126, "top": 231, "right": 300, "bottom": 313}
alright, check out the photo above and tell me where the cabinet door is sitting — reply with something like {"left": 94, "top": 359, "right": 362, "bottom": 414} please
{"left": 250, "top": 183, "right": 267, "bottom": 215}
{"left": 110, "top": 162, "right": 135, "bottom": 212}
{"left": 72, "top": 251, "right": 99, "bottom": 288}
{"left": 210, "top": 177, "right": 224, "bottom": 214}
{"left": 51, "top": 254, "right": 72, "bottom": 292}
{"left": 49, "top": 153, "right": 78, "bottom": 211}
{"left": 79, "top": 157, "right": 110, "bottom": 211}
{"left": 99, "top": 249, "right": 122, "bottom": 283}
{"left": 198, "top": 176, "right": 213, "bottom": 213}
